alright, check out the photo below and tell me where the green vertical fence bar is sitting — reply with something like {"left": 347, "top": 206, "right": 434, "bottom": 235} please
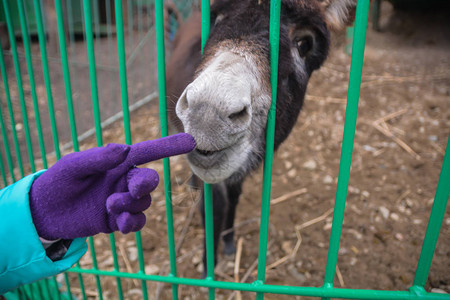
{"left": 127, "top": 0, "right": 134, "bottom": 51}
{"left": 204, "top": 183, "right": 215, "bottom": 300}
{"left": 411, "top": 133, "right": 450, "bottom": 291}
{"left": 54, "top": 0, "right": 87, "bottom": 294}
{"left": 372, "top": 0, "right": 381, "bottom": 31}
{"left": 23, "top": 284, "right": 32, "bottom": 298}
{"left": 2, "top": 0, "right": 36, "bottom": 174}
{"left": 200, "top": 0, "right": 215, "bottom": 299}
{"left": 86, "top": 238, "right": 104, "bottom": 300}
{"left": 42, "top": 278, "right": 52, "bottom": 299}
{"left": 138, "top": 0, "right": 143, "bottom": 39}
{"left": 93, "top": 0, "right": 101, "bottom": 39}
{"left": 0, "top": 94, "right": 15, "bottom": 183}
{"left": 155, "top": 0, "right": 178, "bottom": 298}
{"left": 0, "top": 149, "right": 6, "bottom": 186}
{"left": 127, "top": 0, "right": 134, "bottom": 105}
{"left": 75, "top": 262, "right": 87, "bottom": 300}
{"left": 82, "top": 2, "right": 112, "bottom": 299}
{"left": 16, "top": 0, "right": 47, "bottom": 169}
{"left": 323, "top": 0, "right": 370, "bottom": 289}
{"left": 255, "top": 1, "right": 281, "bottom": 300}
{"left": 65, "top": 0, "right": 83, "bottom": 117}
{"left": 51, "top": 277, "right": 62, "bottom": 300}
{"left": 105, "top": 0, "right": 113, "bottom": 41}
{"left": 83, "top": 0, "right": 103, "bottom": 146}
{"left": 0, "top": 45, "right": 21, "bottom": 180}
{"left": 63, "top": 274, "right": 73, "bottom": 300}
{"left": 33, "top": 0, "right": 61, "bottom": 160}
{"left": 105, "top": 0, "right": 116, "bottom": 108}
{"left": 54, "top": 0, "right": 79, "bottom": 152}
{"left": 115, "top": 1, "right": 149, "bottom": 299}
{"left": 31, "top": 282, "right": 43, "bottom": 300}
{"left": 66, "top": 0, "right": 76, "bottom": 53}
{"left": 201, "top": 0, "right": 210, "bottom": 52}
{"left": 109, "top": 233, "right": 124, "bottom": 300}
{"left": 120, "top": 0, "right": 149, "bottom": 297}
{"left": 115, "top": 0, "right": 132, "bottom": 144}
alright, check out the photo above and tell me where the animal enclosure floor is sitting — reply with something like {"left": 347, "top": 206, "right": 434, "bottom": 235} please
{"left": 65, "top": 3, "right": 449, "bottom": 300}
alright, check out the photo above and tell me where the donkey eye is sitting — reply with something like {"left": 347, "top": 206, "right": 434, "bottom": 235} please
{"left": 296, "top": 35, "right": 313, "bottom": 58}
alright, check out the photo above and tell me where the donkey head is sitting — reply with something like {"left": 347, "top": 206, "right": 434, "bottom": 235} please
{"left": 176, "top": 0, "right": 356, "bottom": 184}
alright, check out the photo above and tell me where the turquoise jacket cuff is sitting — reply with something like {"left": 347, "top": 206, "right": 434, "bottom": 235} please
{"left": 0, "top": 171, "right": 88, "bottom": 294}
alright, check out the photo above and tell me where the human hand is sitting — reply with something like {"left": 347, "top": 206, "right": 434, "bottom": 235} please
{"left": 29, "top": 133, "right": 195, "bottom": 240}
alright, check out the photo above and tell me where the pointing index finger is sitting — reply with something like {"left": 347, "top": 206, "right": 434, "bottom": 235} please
{"left": 126, "top": 133, "right": 196, "bottom": 166}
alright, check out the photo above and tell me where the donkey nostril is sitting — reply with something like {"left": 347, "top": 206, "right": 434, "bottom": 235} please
{"left": 228, "top": 107, "right": 247, "bottom": 120}
{"left": 176, "top": 90, "right": 189, "bottom": 115}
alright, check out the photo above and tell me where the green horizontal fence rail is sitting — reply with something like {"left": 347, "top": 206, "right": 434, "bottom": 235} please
{"left": 0, "top": 0, "right": 448, "bottom": 299}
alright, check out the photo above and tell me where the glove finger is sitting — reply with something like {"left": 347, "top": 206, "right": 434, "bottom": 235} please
{"left": 106, "top": 192, "right": 152, "bottom": 214}
{"left": 127, "top": 168, "right": 159, "bottom": 199}
{"left": 116, "top": 212, "right": 146, "bottom": 234}
{"left": 125, "top": 133, "right": 195, "bottom": 166}
{"left": 67, "top": 143, "right": 130, "bottom": 176}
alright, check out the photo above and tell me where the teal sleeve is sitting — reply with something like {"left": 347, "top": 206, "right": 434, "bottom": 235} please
{"left": 0, "top": 172, "right": 88, "bottom": 295}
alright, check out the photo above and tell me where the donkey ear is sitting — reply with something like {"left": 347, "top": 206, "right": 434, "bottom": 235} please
{"left": 320, "top": 0, "right": 357, "bottom": 31}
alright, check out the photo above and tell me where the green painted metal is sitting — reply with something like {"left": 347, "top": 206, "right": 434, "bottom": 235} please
{"left": 16, "top": 0, "right": 47, "bottom": 169}
{"left": 372, "top": 0, "right": 381, "bottom": 31}
{"left": 0, "top": 45, "right": 22, "bottom": 179}
{"left": 63, "top": 273, "right": 73, "bottom": 300}
{"left": 0, "top": 0, "right": 38, "bottom": 36}
{"left": 127, "top": 0, "right": 134, "bottom": 107}
{"left": 155, "top": 0, "right": 179, "bottom": 298}
{"left": 59, "top": 18, "right": 86, "bottom": 283}
{"left": 83, "top": 0, "right": 103, "bottom": 146}
{"left": 87, "top": 237, "right": 104, "bottom": 300}
{"left": 200, "top": 1, "right": 216, "bottom": 299}
{"left": 115, "top": 0, "right": 132, "bottom": 144}
{"left": 0, "top": 150, "right": 6, "bottom": 185}
{"left": 256, "top": 1, "right": 281, "bottom": 300}
{"left": 92, "top": 0, "right": 101, "bottom": 39}
{"left": 67, "top": 267, "right": 450, "bottom": 300}
{"left": 51, "top": 277, "right": 62, "bottom": 300}
{"left": 0, "top": 94, "right": 15, "bottom": 183}
{"left": 323, "top": 0, "right": 370, "bottom": 288}
{"left": 109, "top": 233, "right": 125, "bottom": 300}
{"left": 2, "top": 0, "right": 36, "bottom": 174}
{"left": 138, "top": 0, "right": 143, "bottom": 39}
{"left": 135, "top": 231, "right": 149, "bottom": 300}
{"left": 33, "top": 0, "right": 61, "bottom": 160}
{"left": 54, "top": 0, "right": 79, "bottom": 152}
{"left": 201, "top": 0, "right": 210, "bottom": 53}
{"left": 412, "top": 132, "right": 450, "bottom": 287}
{"left": 83, "top": 3, "right": 118, "bottom": 298}
{"left": 42, "top": 278, "right": 51, "bottom": 299}
{"left": 2, "top": 0, "right": 449, "bottom": 299}
{"left": 115, "top": 2, "right": 149, "bottom": 299}
{"left": 204, "top": 184, "right": 215, "bottom": 300}
{"left": 75, "top": 262, "right": 87, "bottom": 300}
{"left": 0, "top": 150, "right": 5, "bottom": 185}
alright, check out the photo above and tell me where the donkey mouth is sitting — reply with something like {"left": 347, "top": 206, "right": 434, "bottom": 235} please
{"left": 187, "top": 139, "right": 249, "bottom": 183}
{"left": 195, "top": 148, "right": 221, "bottom": 157}
{"left": 188, "top": 144, "right": 236, "bottom": 169}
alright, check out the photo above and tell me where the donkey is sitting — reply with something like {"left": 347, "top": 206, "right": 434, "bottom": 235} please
{"left": 166, "top": 0, "right": 356, "bottom": 276}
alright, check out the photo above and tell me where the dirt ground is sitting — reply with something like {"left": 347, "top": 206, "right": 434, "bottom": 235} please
{"left": 8, "top": 2, "right": 449, "bottom": 299}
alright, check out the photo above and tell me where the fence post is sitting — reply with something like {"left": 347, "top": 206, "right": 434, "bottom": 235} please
{"left": 322, "top": 0, "right": 370, "bottom": 294}
{"left": 255, "top": 1, "right": 281, "bottom": 300}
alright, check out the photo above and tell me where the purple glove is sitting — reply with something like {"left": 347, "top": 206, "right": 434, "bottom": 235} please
{"left": 29, "top": 133, "right": 195, "bottom": 240}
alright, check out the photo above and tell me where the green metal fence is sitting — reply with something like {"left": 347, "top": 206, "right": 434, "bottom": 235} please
{"left": 0, "top": 0, "right": 449, "bottom": 299}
